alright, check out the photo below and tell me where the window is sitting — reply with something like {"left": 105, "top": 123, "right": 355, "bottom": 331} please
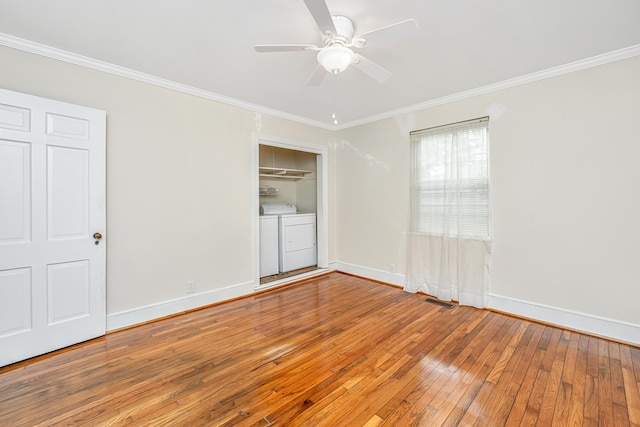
{"left": 410, "top": 118, "right": 490, "bottom": 239}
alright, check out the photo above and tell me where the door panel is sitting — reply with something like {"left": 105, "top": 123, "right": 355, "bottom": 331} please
{"left": 46, "top": 113, "right": 90, "bottom": 140}
{"left": 0, "top": 102, "right": 30, "bottom": 132}
{"left": 0, "top": 268, "right": 32, "bottom": 337}
{"left": 47, "top": 260, "right": 90, "bottom": 325}
{"left": 0, "top": 140, "right": 30, "bottom": 243}
{"left": 0, "top": 88, "right": 106, "bottom": 367}
{"left": 48, "top": 146, "right": 89, "bottom": 240}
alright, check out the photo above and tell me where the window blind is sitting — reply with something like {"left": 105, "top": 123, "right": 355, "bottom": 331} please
{"left": 410, "top": 118, "right": 490, "bottom": 239}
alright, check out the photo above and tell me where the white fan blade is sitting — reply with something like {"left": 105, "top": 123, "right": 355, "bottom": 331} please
{"left": 355, "top": 19, "right": 419, "bottom": 47}
{"left": 303, "top": 0, "right": 337, "bottom": 37}
{"left": 255, "top": 44, "right": 317, "bottom": 53}
{"left": 352, "top": 54, "right": 392, "bottom": 83}
{"left": 306, "top": 65, "right": 326, "bottom": 86}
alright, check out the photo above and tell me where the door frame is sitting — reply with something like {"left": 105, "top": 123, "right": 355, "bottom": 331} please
{"left": 252, "top": 133, "right": 329, "bottom": 290}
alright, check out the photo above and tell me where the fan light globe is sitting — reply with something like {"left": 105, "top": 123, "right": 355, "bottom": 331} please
{"left": 317, "top": 45, "right": 354, "bottom": 74}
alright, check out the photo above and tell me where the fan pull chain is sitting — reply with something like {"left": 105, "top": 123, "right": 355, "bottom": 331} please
{"left": 332, "top": 73, "right": 338, "bottom": 125}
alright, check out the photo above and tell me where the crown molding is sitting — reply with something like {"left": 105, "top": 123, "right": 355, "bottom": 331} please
{"left": 336, "top": 43, "right": 640, "bottom": 130}
{"left": 2, "top": 32, "right": 639, "bottom": 132}
{"left": 0, "top": 32, "right": 335, "bottom": 131}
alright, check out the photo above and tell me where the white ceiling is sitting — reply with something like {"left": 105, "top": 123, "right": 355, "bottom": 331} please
{"left": 1, "top": 0, "right": 640, "bottom": 128}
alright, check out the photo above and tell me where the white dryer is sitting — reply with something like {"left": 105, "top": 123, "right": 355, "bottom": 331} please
{"left": 278, "top": 213, "right": 316, "bottom": 273}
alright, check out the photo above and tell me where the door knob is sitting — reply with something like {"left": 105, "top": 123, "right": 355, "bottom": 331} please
{"left": 93, "top": 232, "right": 103, "bottom": 240}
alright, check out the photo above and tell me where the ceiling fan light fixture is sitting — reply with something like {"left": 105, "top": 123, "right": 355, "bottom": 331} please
{"left": 317, "top": 45, "right": 354, "bottom": 74}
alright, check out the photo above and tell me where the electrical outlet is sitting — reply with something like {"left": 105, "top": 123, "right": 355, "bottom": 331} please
{"left": 186, "top": 280, "right": 195, "bottom": 294}
{"left": 389, "top": 264, "right": 395, "bottom": 273}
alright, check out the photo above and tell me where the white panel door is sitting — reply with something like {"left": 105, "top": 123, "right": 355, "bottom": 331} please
{"left": 0, "top": 88, "right": 106, "bottom": 367}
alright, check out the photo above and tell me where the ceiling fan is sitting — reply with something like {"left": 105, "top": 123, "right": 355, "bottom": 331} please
{"left": 254, "top": 0, "right": 419, "bottom": 86}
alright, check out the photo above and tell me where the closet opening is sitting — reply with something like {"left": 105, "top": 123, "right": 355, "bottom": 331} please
{"left": 252, "top": 135, "right": 329, "bottom": 290}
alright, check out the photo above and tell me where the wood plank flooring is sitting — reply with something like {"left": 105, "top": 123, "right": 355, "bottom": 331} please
{"left": 1, "top": 272, "right": 639, "bottom": 426}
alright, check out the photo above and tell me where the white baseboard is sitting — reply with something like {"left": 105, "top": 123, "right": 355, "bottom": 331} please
{"left": 107, "top": 263, "right": 640, "bottom": 346}
{"left": 106, "top": 280, "right": 255, "bottom": 331}
{"left": 331, "top": 261, "right": 640, "bottom": 345}
{"left": 488, "top": 294, "right": 640, "bottom": 345}
{"left": 107, "top": 266, "right": 339, "bottom": 332}
{"left": 331, "top": 261, "right": 405, "bottom": 287}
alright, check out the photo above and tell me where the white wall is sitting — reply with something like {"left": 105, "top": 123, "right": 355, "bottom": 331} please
{"left": 0, "top": 45, "right": 336, "bottom": 321}
{"left": 336, "top": 56, "right": 640, "bottom": 339}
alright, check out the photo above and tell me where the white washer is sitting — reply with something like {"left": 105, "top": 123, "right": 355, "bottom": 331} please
{"left": 278, "top": 213, "right": 316, "bottom": 273}
{"left": 259, "top": 216, "right": 278, "bottom": 277}
{"left": 260, "top": 203, "right": 296, "bottom": 216}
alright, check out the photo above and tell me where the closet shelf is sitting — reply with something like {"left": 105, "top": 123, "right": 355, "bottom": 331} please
{"left": 259, "top": 166, "right": 312, "bottom": 180}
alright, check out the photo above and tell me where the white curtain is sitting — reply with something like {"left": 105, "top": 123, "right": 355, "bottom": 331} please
{"left": 405, "top": 119, "right": 492, "bottom": 308}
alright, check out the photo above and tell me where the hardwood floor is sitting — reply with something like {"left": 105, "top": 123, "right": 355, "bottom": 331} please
{"left": 1, "top": 273, "right": 639, "bottom": 426}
